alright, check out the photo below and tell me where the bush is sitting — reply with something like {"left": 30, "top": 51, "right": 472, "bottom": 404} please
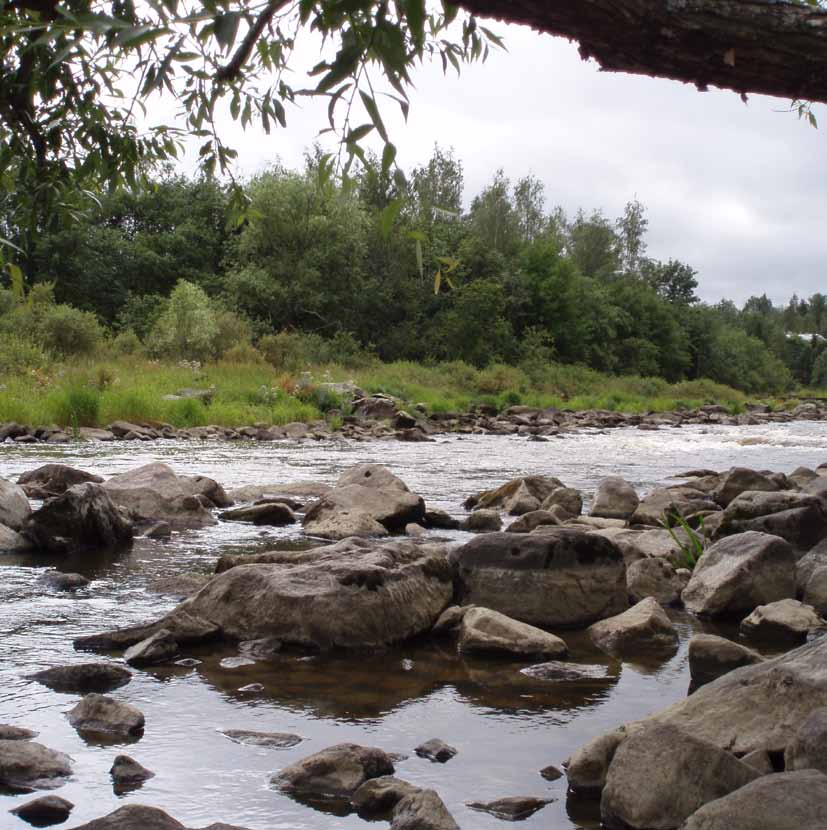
{"left": 213, "top": 308, "right": 253, "bottom": 356}
{"left": 111, "top": 329, "right": 143, "bottom": 355}
{"left": 39, "top": 304, "right": 104, "bottom": 356}
{"left": 49, "top": 384, "right": 101, "bottom": 427}
{"left": 258, "top": 329, "right": 371, "bottom": 370}
{"left": 149, "top": 280, "right": 218, "bottom": 362}
{"left": 0, "top": 333, "right": 49, "bottom": 375}
{"left": 221, "top": 342, "right": 265, "bottom": 364}
{"left": 812, "top": 350, "right": 827, "bottom": 388}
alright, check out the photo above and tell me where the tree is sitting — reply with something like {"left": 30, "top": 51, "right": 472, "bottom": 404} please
{"left": 642, "top": 259, "right": 699, "bottom": 305}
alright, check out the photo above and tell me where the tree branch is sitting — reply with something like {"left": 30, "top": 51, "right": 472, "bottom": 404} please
{"left": 216, "top": 0, "right": 292, "bottom": 83}
{"left": 457, "top": 0, "right": 827, "bottom": 103}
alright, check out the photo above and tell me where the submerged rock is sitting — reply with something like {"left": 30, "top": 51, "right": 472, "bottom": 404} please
{"left": 67, "top": 805, "right": 184, "bottom": 830}
{"left": 221, "top": 729, "right": 302, "bottom": 749}
{"left": 588, "top": 597, "right": 678, "bottom": 657}
{"left": 39, "top": 571, "right": 89, "bottom": 591}
{"left": 124, "top": 629, "right": 179, "bottom": 667}
{"left": 10, "top": 794, "right": 74, "bottom": 826}
{"left": 449, "top": 530, "right": 627, "bottom": 628}
{"left": 273, "top": 743, "right": 395, "bottom": 799}
{"left": 67, "top": 694, "right": 144, "bottom": 739}
{"left": 110, "top": 755, "right": 154, "bottom": 791}
{"left": 0, "top": 725, "right": 37, "bottom": 741}
{"left": 351, "top": 776, "right": 420, "bottom": 816}
{"left": 219, "top": 503, "right": 296, "bottom": 526}
{"left": 467, "top": 796, "right": 552, "bottom": 821}
{"left": 390, "top": 789, "right": 459, "bottom": 830}
{"left": 0, "top": 740, "right": 72, "bottom": 792}
{"left": 29, "top": 663, "right": 132, "bottom": 694}
{"left": 458, "top": 607, "right": 567, "bottom": 658}
{"left": 415, "top": 738, "right": 457, "bottom": 763}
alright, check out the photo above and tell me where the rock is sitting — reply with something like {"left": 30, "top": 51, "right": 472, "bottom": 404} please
{"left": 353, "top": 395, "right": 398, "bottom": 420}
{"left": 740, "top": 749, "right": 774, "bottom": 774}
{"left": 431, "top": 605, "right": 468, "bottom": 635}
{"left": 714, "top": 467, "right": 781, "bottom": 507}
{"left": 466, "top": 476, "right": 565, "bottom": 515}
{"left": 74, "top": 608, "right": 219, "bottom": 653}
{"left": 565, "top": 728, "right": 628, "bottom": 793}
{"left": 0, "top": 740, "right": 72, "bottom": 792}
{"left": 588, "top": 597, "right": 678, "bottom": 657}
{"left": 219, "top": 503, "right": 296, "bottom": 526}
{"left": 237, "top": 637, "right": 282, "bottom": 659}
{"left": 221, "top": 729, "right": 302, "bottom": 749}
{"left": 140, "top": 520, "right": 172, "bottom": 539}
{"left": 391, "top": 789, "right": 459, "bottom": 830}
{"left": 415, "top": 739, "right": 457, "bottom": 763}
{"left": 0, "top": 476, "right": 31, "bottom": 530}
{"left": 77, "top": 428, "right": 115, "bottom": 442}
{"left": 0, "top": 725, "right": 37, "bottom": 741}
{"left": 303, "top": 506, "right": 388, "bottom": 539}
{"left": 29, "top": 663, "right": 132, "bottom": 694}
{"left": 0, "top": 522, "right": 31, "bottom": 552}
{"left": 784, "top": 707, "right": 827, "bottom": 773}
{"left": 506, "top": 509, "right": 563, "bottom": 533}
{"left": 405, "top": 522, "right": 426, "bottom": 537}
{"left": 460, "top": 509, "right": 502, "bottom": 532}
{"left": 687, "top": 634, "right": 764, "bottom": 689}
{"left": 603, "top": 528, "right": 688, "bottom": 568}
{"left": 630, "top": 487, "right": 717, "bottom": 527}
{"left": 67, "top": 693, "right": 145, "bottom": 738}
{"left": 682, "top": 531, "right": 796, "bottom": 618}
{"left": 103, "top": 463, "right": 219, "bottom": 529}
{"left": 351, "top": 776, "right": 420, "bottom": 816}
{"left": 424, "top": 509, "right": 460, "bottom": 530}
{"left": 803, "top": 567, "right": 827, "bottom": 615}
{"left": 124, "top": 629, "right": 179, "bottom": 667}
{"left": 591, "top": 477, "right": 639, "bottom": 520}
{"left": 337, "top": 463, "right": 410, "bottom": 491}
{"left": 188, "top": 538, "right": 453, "bottom": 650}
{"left": 449, "top": 529, "right": 627, "bottom": 628}
{"left": 110, "top": 755, "right": 154, "bottom": 790}
{"left": 148, "top": 574, "right": 209, "bottom": 598}
{"left": 10, "top": 795, "right": 74, "bottom": 826}
{"left": 273, "top": 743, "right": 394, "bottom": 799}
{"left": 22, "top": 483, "right": 133, "bottom": 554}
{"left": 228, "top": 482, "right": 331, "bottom": 502}
{"left": 39, "top": 571, "right": 89, "bottom": 590}
{"left": 540, "top": 764, "right": 563, "bottom": 781}
{"left": 626, "top": 557, "right": 683, "bottom": 605}
{"left": 17, "top": 464, "right": 103, "bottom": 499}
{"left": 67, "top": 805, "right": 184, "bottom": 830}
{"left": 797, "top": 540, "right": 827, "bottom": 593}
{"left": 600, "top": 723, "right": 759, "bottom": 829}
{"left": 681, "top": 770, "right": 827, "bottom": 830}
{"left": 467, "top": 796, "right": 552, "bottom": 821}
{"left": 740, "top": 598, "right": 823, "bottom": 644}
{"left": 520, "top": 662, "right": 607, "bottom": 681}
{"left": 541, "top": 486, "right": 583, "bottom": 517}
{"left": 716, "top": 490, "right": 827, "bottom": 549}
{"left": 458, "top": 607, "right": 568, "bottom": 658}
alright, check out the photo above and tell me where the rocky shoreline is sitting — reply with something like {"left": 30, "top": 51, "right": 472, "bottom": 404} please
{"left": 2, "top": 456, "right": 827, "bottom": 829}
{"left": 2, "top": 393, "right": 826, "bottom": 445}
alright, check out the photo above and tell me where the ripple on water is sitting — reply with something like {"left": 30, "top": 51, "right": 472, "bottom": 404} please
{"left": 1, "top": 423, "right": 825, "bottom": 828}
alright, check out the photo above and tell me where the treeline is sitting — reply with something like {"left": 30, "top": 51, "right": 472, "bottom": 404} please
{"left": 2, "top": 146, "right": 826, "bottom": 393}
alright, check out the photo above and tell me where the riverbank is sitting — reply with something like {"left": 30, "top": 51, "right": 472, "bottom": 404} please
{"left": 0, "top": 355, "right": 823, "bottom": 444}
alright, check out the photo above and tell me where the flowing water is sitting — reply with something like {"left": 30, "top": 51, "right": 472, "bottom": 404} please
{"left": 1, "top": 422, "right": 826, "bottom": 829}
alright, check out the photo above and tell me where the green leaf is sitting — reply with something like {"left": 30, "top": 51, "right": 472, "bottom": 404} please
{"left": 346, "top": 123, "right": 374, "bottom": 143}
{"left": 359, "top": 91, "right": 388, "bottom": 142}
{"left": 379, "top": 197, "right": 404, "bottom": 239}
{"left": 415, "top": 239, "right": 423, "bottom": 278}
{"left": 434, "top": 269, "right": 442, "bottom": 294}
{"left": 403, "top": 0, "right": 427, "bottom": 50}
{"left": 381, "top": 142, "right": 397, "bottom": 175}
{"left": 213, "top": 12, "right": 241, "bottom": 51}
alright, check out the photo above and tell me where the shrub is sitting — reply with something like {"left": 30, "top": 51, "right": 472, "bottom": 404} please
{"left": 111, "top": 329, "right": 143, "bottom": 355}
{"left": 258, "top": 329, "right": 371, "bottom": 370}
{"left": 0, "top": 334, "right": 49, "bottom": 375}
{"left": 149, "top": 280, "right": 218, "bottom": 362}
{"left": 49, "top": 384, "right": 101, "bottom": 428}
{"left": 39, "top": 304, "right": 104, "bottom": 356}
{"left": 221, "top": 342, "right": 265, "bottom": 364}
{"left": 213, "top": 308, "right": 253, "bottom": 356}
{"left": 812, "top": 350, "right": 827, "bottom": 388}
{"left": 478, "top": 363, "right": 528, "bottom": 394}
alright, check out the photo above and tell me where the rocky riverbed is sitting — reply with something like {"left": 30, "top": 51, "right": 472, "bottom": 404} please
{"left": 1, "top": 422, "right": 826, "bottom": 829}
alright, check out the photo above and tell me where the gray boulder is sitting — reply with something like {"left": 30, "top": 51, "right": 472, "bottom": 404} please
{"left": 681, "top": 770, "right": 827, "bottom": 830}
{"left": 391, "top": 789, "right": 459, "bottom": 830}
{"left": 0, "top": 725, "right": 37, "bottom": 741}
{"left": 797, "top": 540, "right": 827, "bottom": 592}
{"left": 110, "top": 754, "right": 155, "bottom": 790}
{"left": 740, "top": 598, "right": 823, "bottom": 643}
{"left": 626, "top": 557, "right": 683, "bottom": 605}
{"left": 23, "top": 483, "right": 133, "bottom": 554}
{"left": 465, "top": 475, "right": 565, "bottom": 515}
{"left": 713, "top": 467, "right": 781, "bottom": 507}
{"left": 185, "top": 538, "right": 453, "bottom": 649}
{"left": 565, "top": 728, "right": 628, "bottom": 794}
{"left": 784, "top": 707, "right": 827, "bottom": 774}
{"left": 506, "top": 508, "right": 564, "bottom": 533}
{"left": 67, "top": 693, "right": 145, "bottom": 738}
{"left": 600, "top": 723, "right": 759, "bottom": 830}
{"left": 29, "top": 663, "right": 131, "bottom": 694}
{"left": 124, "top": 629, "right": 179, "bottom": 667}
{"left": 17, "top": 464, "right": 103, "bottom": 499}
{"left": 148, "top": 574, "right": 210, "bottom": 599}
{"left": 687, "top": 634, "right": 764, "bottom": 689}
{"left": 541, "top": 486, "right": 583, "bottom": 517}
{"left": 273, "top": 743, "right": 394, "bottom": 799}
{"left": 0, "top": 740, "right": 72, "bottom": 792}
{"left": 219, "top": 503, "right": 296, "bottom": 526}
{"left": 337, "top": 463, "right": 410, "bottom": 491}
{"left": 804, "top": 566, "right": 827, "bottom": 615}
{"left": 39, "top": 571, "right": 89, "bottom": 590}
{"left": 630, "top": 487, "right": 717, "bottom": 527}
{"left": 588, "top": 597, "right": 678, "bottom": 657}
{"left": 0, "top": 476, "right": 31, "bottom": 530}
{"left": 351, "top": 776, "right": 420, "bottom": 816}
{"left": 458, "top": 607, "right": 568, "bottom": 658}
{"left": 0, "top": 522, "right": 31, "bottom": 553}
{"left": 682, "top": 532, "right": 796, "bottom": 618}
{"left": 415, "top": 738, "right": 457, "bottom": 763}
{"left": 460, "top": 509, "right": 502, "bottom": 532}
{"left": 221, "top": 730, "right": 302, "bottom": 749}
{"left": 591, "top": 477, "right": 639, "bottom": 520}
{"left": 10, "top": 794, "right": 74, "bottom": 825}
{"left": 449, "top": 530, "right": 627, "bottom": 628}
{"left": 66, "top": 805, "right": 184, "bottom": 830}
{"left": 467, "top": 797, "right": 552, "bottom": 821}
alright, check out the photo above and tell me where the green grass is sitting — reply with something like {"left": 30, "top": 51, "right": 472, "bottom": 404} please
{"left": 0, "top": 352, "right": 797, "bottom": 429}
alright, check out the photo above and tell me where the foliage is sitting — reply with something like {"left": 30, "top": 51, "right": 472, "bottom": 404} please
{"left": 149, "top": 280, "right": 219, "bottom": 362}
{"left": 0, "top": 333, "right": 48, "bottom": 375}
{"left": 49, "top": 384, "right": 101, "bottom": 429}
{"left": 38, "top": 304, "right": 104, "bottom": 357}
{"left": 663, "top": 513, "right": 708, "bottom": 570}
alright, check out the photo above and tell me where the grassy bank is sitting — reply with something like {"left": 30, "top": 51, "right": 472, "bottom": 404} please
{"left": 0, "top": 354, "right": 799, "bottom": 431}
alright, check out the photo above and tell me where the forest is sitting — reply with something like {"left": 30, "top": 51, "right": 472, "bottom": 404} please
{"left": 1, "top": 146, "right": 826, "bottom": 427}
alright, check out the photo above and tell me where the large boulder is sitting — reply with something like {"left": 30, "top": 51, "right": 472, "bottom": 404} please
{"left": 458, "top": 607, "right": 568, "bottom": 658}
{"left": 803, "top": 566, "right": 827, "bottom": 615}
{"left": 0, "top": 740, "right": 72, "bottom": 792}
{"left": 273, "top": 743, "right": 394, "bottom": 799}
{"left": 17, "top": 464, "right": 103, "bottom": 499}
{"left": 182, "top": 538, "right": 453, "bottom": 649}
{"left": 601, "top": 723, "right": 760, "bottom": 830}
{"left": 740, "top": 598, "right": 823, "bottom": 644}
{"left": 219, "top": 503, "right": 296, "bottom": 526}
{"left": 591, "top": 477, "right": 639, "bottom": 520}
{"left": 22, "top": 483, "right": 133, "bottom": 554}
{"left": 682, "top": 532, "right": 796, "bottom": 618}
{"left": 67, "top": 694, "right": 145, "bottom": 739}
{"left": 351, "top": 777, "right": 420, "bottom": 816}
{"left": 0, "top": 476, "right": 31, "bottom": 530}
{"left": 0, "top": 522, "right": 31, "bottom": 553}
{"left": 601, "top": 528, "right": 688, "bottom": 568}
{"left": 103, "top": 463, "right": 220, "bottom": 529}
{"left": 713, "top": 467, "right": 781, "bottom": 507}
{"left": 588, "top": 597, "right": 678, "bottom": 657}
{"left": 465, "top": 475, "right": 565, "bottom": 515}
{"left": 28, "top": 663, "right": 132, "bottom": 694}
{"left": 10, "top": 794, "right": 74, "bottom": 825}
{"left": 390, "top": 790, "right": 459, "bottom": 830}
{"left": 796, "top": 540, "right": 827, "bottom": 593}
{"left": 681, "top": 770, "right": 827, "bottom": 830}
{"left": 630, "top": 487, "right": 717, "bottom": 527}
{"left": 565, "top": 728, "right": 628, "bottom": 794}
{"left": 687, "top": 634, "right": 764, "bottom": 689}
{"left": 626, "top": 557, "right": 683, "bottom": 605}
{"left": 449, "top": 530, "right": 627, "bottom": 628}
{"left": 716, "top": 490, "right": 827, "bottom": 549}
{"left": 785, "top": 707, "right": 827, "bottom": 774}
{"left": 66, "top": 805, "right": 185, "bottom": 830}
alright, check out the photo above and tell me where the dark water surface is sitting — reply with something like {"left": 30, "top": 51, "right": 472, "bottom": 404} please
{"left": 1, "top": 422, "right": 825, "bottom": 829}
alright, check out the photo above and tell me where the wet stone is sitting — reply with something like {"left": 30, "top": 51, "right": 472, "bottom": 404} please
{"left": 467, "top": 796, "right": 553, "bottom": 821}
{"left": 10, "top": 795, "right": 74, "bottom": 827}
{"left": 540, "top": 764, "right": 563, "bottom": 781}
{"left": 519, "top": 662, "right": 607, "bottom": 682}
{"left": 0, "top": 725, "right": 37, "bottom": 741}
{"left": 28, "top": 663, "right": 132, "bottom": 694}
{"left": 221, "top": 729, "right": 302, "bottom": 749}
{"left": 110, "top": 754, "right": 154, "bottom": 792}
{"left": 415, "top": 738, "right": 457, "bottom": 763}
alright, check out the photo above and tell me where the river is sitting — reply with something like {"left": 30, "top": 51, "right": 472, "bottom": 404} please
{"left": 1, "top": 421, "right": 825, "bottom": 829}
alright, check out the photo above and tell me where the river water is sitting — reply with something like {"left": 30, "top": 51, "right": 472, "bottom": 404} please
{"left": 1, "top": 422, "right": 825, "bottom": 829}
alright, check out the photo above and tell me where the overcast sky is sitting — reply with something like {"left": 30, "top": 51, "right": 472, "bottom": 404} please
{"left": 170, "top": 20, "right": 826, "bottom": 306}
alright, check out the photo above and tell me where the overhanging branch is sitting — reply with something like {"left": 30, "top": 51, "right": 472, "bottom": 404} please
{"left": 458, "top": 0, "right": 827, "bottom": 103}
